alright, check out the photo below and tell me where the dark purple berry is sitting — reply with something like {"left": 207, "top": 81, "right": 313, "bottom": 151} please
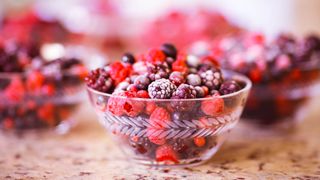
{"left": 161, "top": 43, "right": 177, "bottom": 59}
{"left": 219, "top": 80, "right": 241, "bottom": 95}
{"left": 194, "top": 86, "right": 205, "bottom": 98}
{"left": 85, "top": 68, "right": 113, "bottom": 93}
{"left": 199, "top": 69, "right": 223, "bottom": 90}
{"left": 169, "top": 71, "right": 185, "bottom": 86}
{"left": 134, "top": 75, "right": 151, "bottom": 90}
{"left": 121, "top": 52, "right": 135, "bottom": 64}
{"left": 147, "top": 62, "right": 170, "bottom": 81}
{"left": 129, "top": 137, "right": 151, "bottom": 154}
{"left": 148, "top": 79, "right": 176, "bottom": 99}
{"left": 171, "top": 84, "right": 197, "bottom": 111}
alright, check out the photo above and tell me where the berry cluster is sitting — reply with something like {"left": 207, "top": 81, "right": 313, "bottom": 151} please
{"left": 86, "top": 43, "right": 245, "bottom": 164}
{"left": 0, "top": 41, "right": 86, "bottom": 130}
{"left": 207, "top": 33, "right": 320, "bottom": 125}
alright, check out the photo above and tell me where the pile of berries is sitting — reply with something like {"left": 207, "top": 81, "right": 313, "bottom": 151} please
{"left": 141, "top": 9, "right": 241, "bottom": 49}
{"left": 0, "top": 41, "right": 87, "bottom": 130}
{"left": 206, "top": 33, "right": 320, "bottom": 125}
{"left": 86, "top": 43, "right": 246, "bottom": 164}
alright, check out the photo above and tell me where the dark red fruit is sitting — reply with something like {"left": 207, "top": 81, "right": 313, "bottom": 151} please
{"left": 85, "top": 68, "right": 113, "bottom": 93}
{"left": 121, "top": 52, "right": 136, "bottom": 64}
{"left": 161, "top": 43, "right": 177, "bottom": 59}
{"left": 169, "top": 71, "right": 185, "bottom": 86}
{"left": 149, "top": 107, "right": 171, "bottom": 129}
{"left": 219, "top": 80, "right": 241, "bottom": 95}
{"left": 109, "top": 62, "right": 132, "bottom": 85}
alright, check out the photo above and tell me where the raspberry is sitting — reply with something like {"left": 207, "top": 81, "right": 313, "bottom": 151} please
{"left": 219, "top": 80, "right": 241, "bottom": 95}
{"left": 109, "top": 62, "right": 132, "bottom": 85}
{"left": 107, "top": 91, "right": 144, "bottom": 117}
{"left": 134, "top": 75, "right": 151, "bottom": 90}
{"left": 172, "top": 84, "right": 197, "bottom": 99}
{"left": 171, "top": 84, "right": 197, "bottom": 111}
{"left": 85, "top": 68, "right": 113, "bottom": 93}
{"left": 161, "top": 43, "right": 177, "bottom": 59}
{"left": 37, "top": 103, "right": 54, "bottom": 123}
{"left": 137, "top": 90, "right": 150, "bottom": 98}
{"left": 194, "top": 137, "right": 206, "bottom": 147}
{"left": 146, "top": 48, "right": 166, "bottom": 64}
{"left": 186, "top": 74, "right": 201, "bottom": 86}
{"left": 145, "top": 102, "right": 157, "bottom": 115}
{"left": 41, "top": 83, "right": 56, "bottom": 96}
{"left": 169, "top": 71, "right": 185, "bottom": 86}
{"left": 201, "top": 94, "right": 224, "bottom": 116}
{"left": 148, "top": 131, "right": 166, "bottom": 145}
{"left": 147, "top": 62, "right": 170, "bottom": 81}
{"left": 201, "top": 55, "right": 220, "bottom": 68}
{"left": 149, "top": 107, "right": 171, "bottom": 128}
{"left": 156, "top": 144, "right": 178, "bottom": 163}
{"left": 148, "top": 79, "right": 176, "bottom": 99}
{"left": 121, "top": 52, "right": 135, "bottom": 64}
{"left": 199, "top": 69, "right": 223, "bottom": 90}
{"left": 172, "top": 54, "right": 188, "bottom": 74}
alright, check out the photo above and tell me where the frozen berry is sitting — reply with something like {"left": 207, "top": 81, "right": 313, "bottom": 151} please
{"left": 186, "top": 74, "right": 201, "bottom": 86}
{"left": 129, "top": 137, "right": 151, "bottom": 154}
{"left": 169, "top": 71, "right": 185, "bottom": 86}
{"left": 134, "top": 75, "right": 151, "bottom": 90}
{"left": 148, "top": 79, "right": 176, "bottom": 99}
{"left": 85, "top": 68, "right": 113, "bottom": 93}
{"left": 156, "top": 144, "right": 178, "bottom": 163}
{"left": 194, "top": 137, "right": 206, "bottom": 147}
{"left": 137, "top": 90, "right": 150, "bottom": 98}
{"left": 148, "top": 132, "right": 166, "bottom": 145}
{"left": 186, "top": 55, "right": 200, "bottom": 68}
{"left": 201, "top": 94, "right": 224, "bottom": 116}
{"left": 146, "top": 48, "right": 166, "bottom": 64}
{"left": 199, "top": 69, "right": 223, "bottom": 90}
{"left": 149, "top": 107, "right": 171, "bottom": 128}
{"left": 194, "top": 86, "right": 205, "bottom": 98}
{"left": 219, "top": 80, "right": 241, "bottom": 95}
{"left": 171, "top": 84, "right": 197, "bottom": 111}
{"left": 109, "top": 62, "right": 132, "bottom": 85}
{"left": 121, "top": 52, "right": 135, "bottom": 64}
{"left": 161, "top": 43, "right": 177, "bottom": 59}
{"left": 114, "top": 81, "right": 130, "bottom": 92}
{"left": 147, "top": 62, "right": 170, "bottom": 81}
{"left": 172, "top": 139, "right": 189, "bottom": 154}
{"left": 172, "top": 54, "right": 188, "bottom": 74}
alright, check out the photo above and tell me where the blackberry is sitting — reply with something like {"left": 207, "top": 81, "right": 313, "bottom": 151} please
{"left": 134, "top": 75, "right": 151, "bottom": 90}
{"left": 121, "top": 52, "right": 135, "bottom": 64}
{"left": 186, "top": 74, "right": 201, "bottom": 86}
{"left": 172, "top": 84, "right": 197, "bottom": 99}
{"left": 148, "top": 79, "right": 176, "bottom": 99}
{"left": 199, "top": 69, "right": 223, "bottom": 90}
{"left": 169, "top": 71, "right": 185, "bottom": 86}
{"left": 171, "top": 84, "right": 197, "bottom": 111}
{"left": 147, "top": 62, "right": 171, "bottom": 81}
{"left": 198, "top": 63, "right": 214, "bottom": 73}
{"left": 219, "top": 80, "right": 241, "bottom": 95}
{"left": 85, "top": 68, "right": 113, "bottom": 93}
{"left": 161, "top": 43, "right": 177, "bottom": 59}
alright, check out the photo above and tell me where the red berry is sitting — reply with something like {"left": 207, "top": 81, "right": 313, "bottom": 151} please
{"left": 145, "top": 102, "right": 157, "bottom": 115}
{"left": 27, "top": 71, "right": 44, "bottom": 90}
{"left": 3, "top": 118, "right": 14, "bottom": 129}
{"left": 37, "top": 103, "right": 54, "bottom": 123}
{"left": 194, "top": 137, "right": 206, "bottom": 147}
{"left": 146, "top": 48, "right": 166, "bottom": 64}
{"left": 109, "top": 62, "right": 132, "bottom": 85}
{"left": 72, "top": 64, "right": 88, "bottom": 80}
{"left": 172, "top": 53, "right": 188, "bottom": 74}
{"left": 137, "top": 90, "right": 150, "bottom": 98}
{"left": 148, "top": 131, "right": 166, "bottom": 145}
{"left": 149, "top": 107, "right": 171, "bottom": 128}
{"left": 42, "top": 84, "right": 56, "bottom": 96}
{"left": 249, "top": 68, "right": 262, "bottom": 83}
{"left": 201, "top": 94, "right": 224, "bottom": 116}
{"left": 156, "top": 144, "right": 178, "bottom": 163}
{"left": 5, "top": 78, "right": 25, "bottom": 102}
{"left": 107, "top": 91, "right": 144, "bottom": 117}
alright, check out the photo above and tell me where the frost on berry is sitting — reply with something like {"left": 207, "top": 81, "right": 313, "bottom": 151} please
{"left": 148, "top": 79, "right": 177, "bottom": 99}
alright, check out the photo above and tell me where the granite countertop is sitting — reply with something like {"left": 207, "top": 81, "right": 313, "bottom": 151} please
{"left": 0, "top": 102, "right": 320, "bottom": 180}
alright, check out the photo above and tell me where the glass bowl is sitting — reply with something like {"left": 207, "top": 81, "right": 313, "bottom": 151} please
{"left": 0, "top": 71, "right": 84, "bottom": 134}
{"left": 243, "top": 67, "right": 320, "bottom": 128}
{"left": 87, "top": 70, "right": 252, "bottom": 167}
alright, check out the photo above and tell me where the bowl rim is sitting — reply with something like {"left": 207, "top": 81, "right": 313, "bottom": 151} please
{"left": 86, "top": 69, "right": 252, "bottom": 102}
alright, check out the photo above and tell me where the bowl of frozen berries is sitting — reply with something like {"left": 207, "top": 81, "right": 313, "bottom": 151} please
{"left": 208, "top": 33, "right": 320, "bottom": 128}
{"left": 86, "top": 44, "right": 251, "bottom": 167}
{"left": 0, "top": 41, "right": 87, "bottom": 133}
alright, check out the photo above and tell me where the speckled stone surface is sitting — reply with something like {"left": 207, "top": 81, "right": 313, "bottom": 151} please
{"left": 0, "top": 102, "right": 320, "bottom": 180}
